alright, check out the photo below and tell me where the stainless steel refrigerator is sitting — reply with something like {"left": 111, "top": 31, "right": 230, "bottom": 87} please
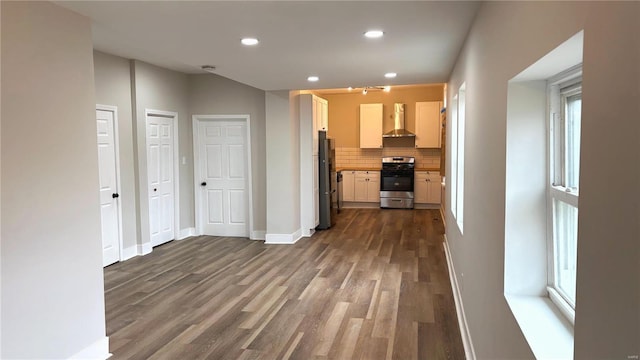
{"left": 317, "top": 130, "right": 336, "bottom": 230}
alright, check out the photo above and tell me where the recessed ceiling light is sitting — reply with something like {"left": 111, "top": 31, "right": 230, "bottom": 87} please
{"left": 384, "top": 72, "right": 397, "bottom": 78}
{"left": 307, "top": 76, "right": 319, "bottom": 82}
{"left": 364, "top": 30, "right": 384, "bottom": 39}
{"left": 201, "top": 65, "right": 216, "bottom": 73}
{"left": 241, "top": 38, "right": 259, "bottom": 46}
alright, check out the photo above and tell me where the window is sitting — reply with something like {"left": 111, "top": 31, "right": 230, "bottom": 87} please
{"left": 456, "top": 84, "right": 466, "bottom": 232}
{"left": 450, "top": 83, "right": 466, "bottom": 233}
{"left": 548, "top": 69, "right": 581, "bottom": 314}
{"left": 450, "top": 95, "right": 458, "bottom": 218}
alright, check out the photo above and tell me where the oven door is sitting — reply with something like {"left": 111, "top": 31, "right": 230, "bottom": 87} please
{"left": 380, "top": 171, "right": 414, "bottom": 197}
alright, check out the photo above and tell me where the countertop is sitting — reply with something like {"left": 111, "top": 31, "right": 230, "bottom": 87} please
{"left": 337, "top": 167, "right": 441, "bottom": 172}
{"left": 415, "top": 167, "right": 441, "bottom": 172}
{"left": 336, "top": 167, "right": 380, "bottom": 172}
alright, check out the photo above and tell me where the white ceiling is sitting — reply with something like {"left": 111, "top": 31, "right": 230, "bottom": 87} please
{"left": 56, "top": 1, "right": 481, "bottom": 91}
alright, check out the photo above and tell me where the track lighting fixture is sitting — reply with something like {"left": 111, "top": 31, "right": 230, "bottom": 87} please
{"left": 358, "top": 86, "right": 390, "bottom": 95}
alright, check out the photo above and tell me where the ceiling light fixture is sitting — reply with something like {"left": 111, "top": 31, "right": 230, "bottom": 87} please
{"left": 201, "top": 65, "right": 216, "bottom": 73}
{"left": 384, "top": 72, "right": 397, "bottom": 78}
{"left": 359, "top": 86, "right": 389, "bottom": 95}
{"left": 241, "top": 38, "right": 259, "bottom": 46}
{"left": 364, "top": 30, "right": 384, "bottom": 38}
{"left": 307, "top": 76, "right": 319, "bottom": 82}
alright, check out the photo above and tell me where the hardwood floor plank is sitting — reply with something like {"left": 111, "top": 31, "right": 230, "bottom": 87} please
{"left": 104, "top": 209, "right": 464, "bottom": 359}
{"left": 312, "top": 301, "right": 350, "bottom": 356}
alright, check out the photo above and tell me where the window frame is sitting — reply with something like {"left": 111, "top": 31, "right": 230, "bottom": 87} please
{"left": 450, "top": 94, "right": 458, "bottom": 220}
{"left": 546, "top": 65, "right": 582, "bottom": 323}
{"left": 450, "top": 82, "right": 466, "bottom": 234}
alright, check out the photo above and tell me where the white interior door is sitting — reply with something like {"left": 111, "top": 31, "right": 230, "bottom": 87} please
{"left": 198, "top": 119, "right": 248, "bottom": 237}
{"left": 96, "top": 108, "right": 120, "bottom": 266}
{"left": 147, "top": 115, "right": 175, "bottom": 247}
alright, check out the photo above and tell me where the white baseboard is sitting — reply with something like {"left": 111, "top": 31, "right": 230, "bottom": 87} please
{"left": 138, "top": 242, "right": 152, "bottom": 255}
{"left": 443, "top": 237, "right": 476, "bottom": 360}
{"left": 177, "top": 227, "right": 196, "bottom": 240}
{"left": 301, "top": 228, "right": 316, "bottom": 237}
{"left": 121, "top": 246, "right": 138, "bottom": 261}
{"left": 68, "top": 336, "right": 110, "bottom": 360}
{"left": 265, "top": 228, "right": 302, "bottom": 245}
{"left": 250, "top": 230, "right": 266, "bottom": 240}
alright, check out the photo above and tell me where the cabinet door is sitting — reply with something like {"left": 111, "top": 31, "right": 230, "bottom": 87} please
{"left": 318, "top": 97, "right": 328, "bottom": 132}
{"left": 415, "top": 101, "right": 442, "bottom": 148}
{"left": 426, "top": 173, "right": 442, "bottom": 204}
{"left": 354, "top": 173, "right": 369, "bottom": 201}
{"left": 367, "top": 175, "right": 380, "bottom": 202}
{"left": 359, "top": 103, "right": 383, "bottom": 148}
{"left": 342, "top": 171, "right": 355, "bottom": 202}
{"left": 414, "top": 172, "right": 429, "bottom": 203}
{"left": 312, "top": 98, "right": 319, "bottom": 155}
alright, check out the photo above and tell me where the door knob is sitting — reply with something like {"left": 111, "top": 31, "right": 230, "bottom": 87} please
{"left": 112, "top": 193, "right": 119, "bottom": 198}
{"left": 153, "top": 188, "right": 157, "bottom": 192}
{"left": 201, "top": 182, "right": 207, "bottom": 186}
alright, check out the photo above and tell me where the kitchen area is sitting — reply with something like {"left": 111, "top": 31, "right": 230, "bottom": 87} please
{"left": 302, "top": 83, "right": 446, "bottom": 232}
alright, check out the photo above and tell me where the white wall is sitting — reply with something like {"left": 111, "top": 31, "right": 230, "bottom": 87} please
{"left": 131, "top": 60, "right": 192, "bottom": 246}
{"left": 1, "top": 2, "right": 107, "bottom": 358}
{"left": 189, "top": 74, "right": 267, "bottom": 233}
{"left": 573, "top": 3, "right": 639, "bottom": 357}
{"left": 265, "top": 91, "right": 301, "bottom": 239}
{"left": 93, "top": 51, "right": 138, "bottom": 251}
{"left": 504, "top": 80, "right": 547, "bottom": 296}
{"left": 446, "top": 1, "right": 640, "bottom": 358}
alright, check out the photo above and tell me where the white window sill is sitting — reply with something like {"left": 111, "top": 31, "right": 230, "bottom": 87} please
{"left": 505, "top": 294, "right": 574, "bottom": 359}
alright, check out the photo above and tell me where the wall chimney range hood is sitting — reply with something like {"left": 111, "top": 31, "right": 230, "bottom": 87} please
{"left": 383, "top": 103, "right": 416, "bottom": 138}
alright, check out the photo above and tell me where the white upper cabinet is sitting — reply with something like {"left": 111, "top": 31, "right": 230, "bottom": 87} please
{"left": 415, "top": 101, "right": 443, "bottom": 148}
{"left": 360, "top": 103, "right": 383, "bottom": 148}
{"left": 315, "top": 96, "right": 328, "bottom": 132}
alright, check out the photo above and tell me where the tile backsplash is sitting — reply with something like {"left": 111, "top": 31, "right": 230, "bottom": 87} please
{"left": 336, "top": 147, "right": 441, "bottom": 168}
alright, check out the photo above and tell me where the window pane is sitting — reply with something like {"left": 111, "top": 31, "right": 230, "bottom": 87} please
{"left": 450, "top": 97, "right": 458, "bottom": 217}
{"left": 456, "top": 84, "right": 465, "bottom": 232}
{"left": 553, "top": 199, "right": 578, "bottom": 306}
{"left": 565, "top": 93, "right": 581, "bottom": 190}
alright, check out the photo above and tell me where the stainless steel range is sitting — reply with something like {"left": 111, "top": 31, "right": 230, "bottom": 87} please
{"left": 380, "top": 156, "right": 415, "bottom": 209}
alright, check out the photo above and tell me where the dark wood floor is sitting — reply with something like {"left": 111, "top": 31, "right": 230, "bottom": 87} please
{"left": 104, "top": 209, "right": 465, "bottom": 359}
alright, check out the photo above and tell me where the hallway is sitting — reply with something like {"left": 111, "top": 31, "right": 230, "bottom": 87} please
{"left": 104, "top": 209, "right": 464, "bottom": 359}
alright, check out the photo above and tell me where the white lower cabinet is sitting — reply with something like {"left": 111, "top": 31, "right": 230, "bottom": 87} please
{"left": 341, "top": 170, "right": 380, "bottom": 203}
{"left": 354, "top": 171, "right": 380, "bottom": 202}
{"left": 415, "top": 171, "right": 441, "bottom": 204}
{"left": 342, "top": 171, "right": 355, "bottom": 202}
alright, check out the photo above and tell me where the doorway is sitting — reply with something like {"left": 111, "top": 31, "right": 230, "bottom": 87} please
{"left": 193, "top": 115, "right": 253, "bottom": 237}
{"left": 96, "top": 105, "right": 122, "bottom": 266}
{"left": 146, "top": 110, "right": 179, "bottom": 247}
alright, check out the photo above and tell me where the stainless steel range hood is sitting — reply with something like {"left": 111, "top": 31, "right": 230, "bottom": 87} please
{"left": 383, "top": 103, "right": 416, "bottom": 138}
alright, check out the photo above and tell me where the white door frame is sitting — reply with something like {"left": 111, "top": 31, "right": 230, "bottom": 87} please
{"left": 192, "top": 114, "right": 253, "bottom": 238}
{"left": 97, "top": 104, "right": 124, "bottom": 262}
{"left": 145, "top": 109, "right": 180, "bottom": 246}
